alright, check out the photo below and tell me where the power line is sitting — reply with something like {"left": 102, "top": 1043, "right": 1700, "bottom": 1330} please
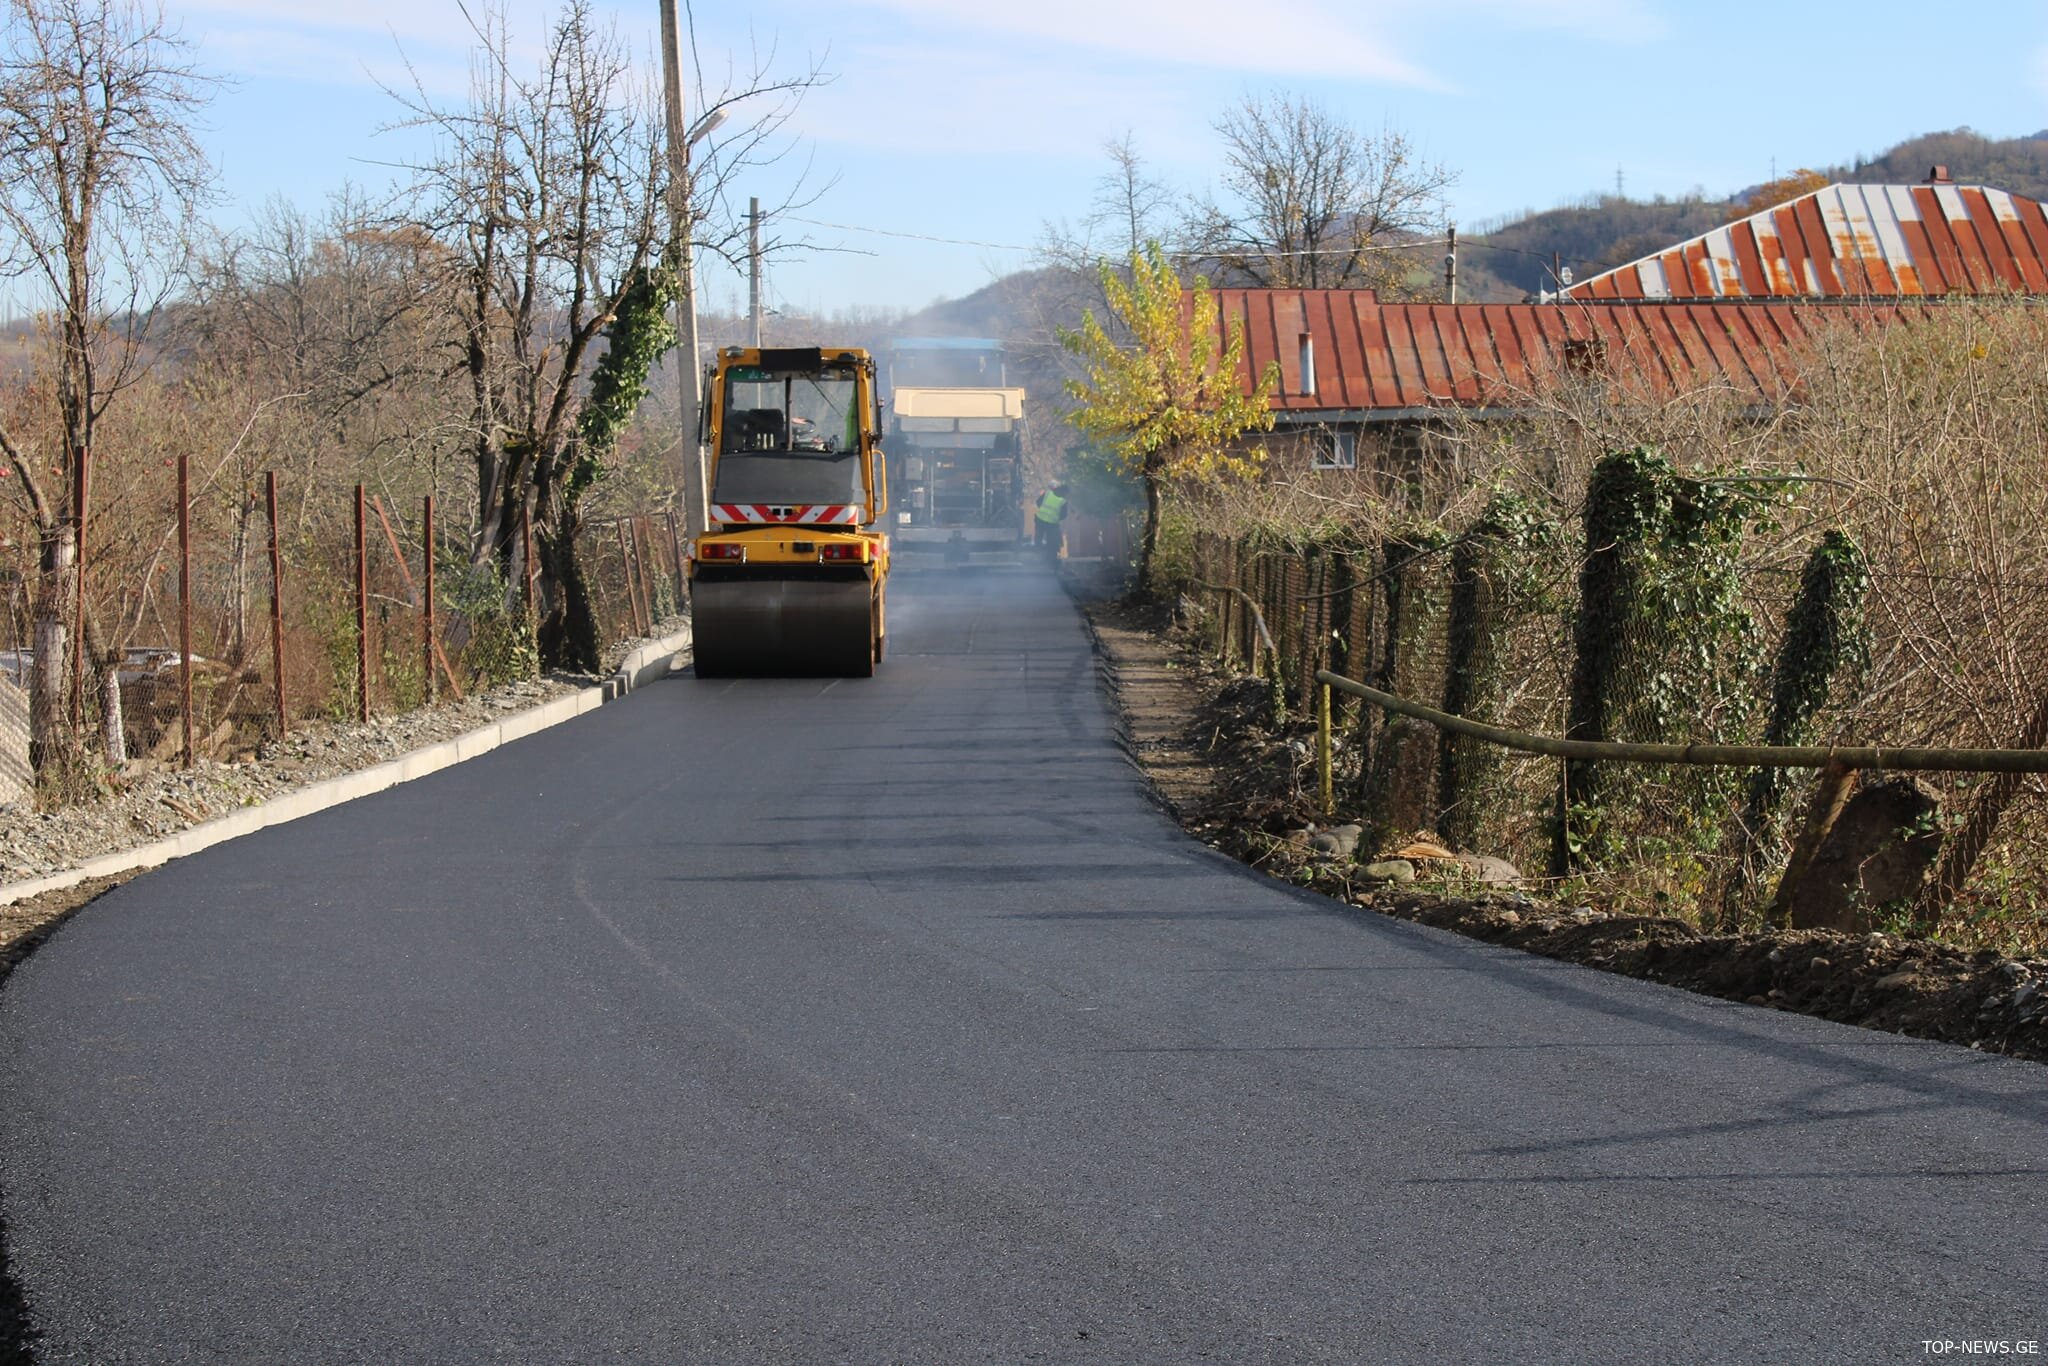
{"left": 783, "top": 215, "right": 1037, "bottom": 252}
{"left": 1191, "top": 238, "right": 1449, "bottom": 260}
{"left": 784, "top": 213, "right": 1455, "bottom": 262}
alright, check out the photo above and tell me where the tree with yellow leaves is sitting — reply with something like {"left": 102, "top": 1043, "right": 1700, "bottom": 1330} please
{"left": 1728, "top": 168, "right": 1830, "bottom": 222}
{"left": 1059, "top": 244, "right": 1279, "bottom": 590}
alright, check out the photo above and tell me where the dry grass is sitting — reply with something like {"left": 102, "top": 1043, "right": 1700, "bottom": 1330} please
{"left": 1161, "top": 304, "right": 2048, "bottom": 954}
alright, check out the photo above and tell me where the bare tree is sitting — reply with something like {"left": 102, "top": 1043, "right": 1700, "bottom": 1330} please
{"left": 1184, "top": 92, "right": 1454, "bottom": 294}
{"left": 182, "top": 192, "right": 452, "bottom": 522}
{"left": 390, "top": 0, "right": 823, "bottom": 671}
{"left": 1090, "top": 133, "right": 1175, "bottom": 263}
{"left": 386, "top": 1, "right": 673, "bottom": 671}
{"left": 0, "top": 0, "right": 211, "bottom": 773}
{"left": 186, "top": 194, "right": 445, "bottom": 443}
{"left": 1042, "top": 133, "right": 1176, "bottom": 269}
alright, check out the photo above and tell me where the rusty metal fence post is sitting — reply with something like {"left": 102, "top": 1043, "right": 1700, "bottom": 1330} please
{"left": 354, "top": 484, "right": 368, "bottom": 724}
{"left": 178, "top": 451, "right": 193, "bottom": 769}
{"left": 633, "top": 519, "right": 653, "bottom": 634}
{"left": 613, "top": 520, "right": 639, "bottom": 637}
{"left": 637, "top": 517, "right": 660, "bottom": 624}
{"left": 369, "top": 493, "right": 462, "bottom": 704}
{"left": 423, "top": 494, "right": 437, "bottom": 705}
{"left": 666, "top": 510, "right": 688, "bottom": 607}
{"left": 630, "top": 518, "right": 653, "bottom": 633}
{"left": 266, "top": 471, "right": 287, "bottom": 740}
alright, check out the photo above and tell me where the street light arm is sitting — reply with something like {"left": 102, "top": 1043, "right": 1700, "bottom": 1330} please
{"left": 685, "top": 107, "right": 727, "bottom": 150}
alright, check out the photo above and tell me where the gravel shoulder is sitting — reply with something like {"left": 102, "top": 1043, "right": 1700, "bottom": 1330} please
{"left": 1078, "top": 587, "right": 2048, "bottom": 1065}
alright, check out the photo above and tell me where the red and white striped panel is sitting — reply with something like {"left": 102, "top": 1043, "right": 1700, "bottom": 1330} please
{"left": 710, "top": 503, "right": 861, "bottom": 526}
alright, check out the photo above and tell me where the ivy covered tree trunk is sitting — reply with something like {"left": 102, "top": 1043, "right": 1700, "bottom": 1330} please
{"left": 1439, "top": 511, "right": 1511, "bottom": 849}
{"left": 1726, "top": 529, "right": 1868, "bottom": 919}
{"left": 1551, "top": 448, "right": 1665, "bottom": 878}
{"left": 535, "top": 506, "right": 600, "bottom": 674}
{"left": 528, "top": 261, "right": 679, "bottom": 673}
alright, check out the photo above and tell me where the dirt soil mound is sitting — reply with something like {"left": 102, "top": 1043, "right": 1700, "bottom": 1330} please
{"left": 1079, "top": 588, "right": 2048, "bottom": 1066}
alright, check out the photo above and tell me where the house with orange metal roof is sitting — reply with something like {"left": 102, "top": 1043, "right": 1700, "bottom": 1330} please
{"left": 1198, "top": 169, "right": 2047, "bottom": 472}
{"left": 1561, "top": 169, "right": 2048, "bottom": 302}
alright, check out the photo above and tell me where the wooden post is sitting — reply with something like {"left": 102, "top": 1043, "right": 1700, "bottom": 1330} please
{"left": 178, "top": 451, "right": 193, "bottom": 769}
{"left": 1318, "top": 681, "right": 1334, "bottom": 816}
{"left": 266, "top": 471, "right": 287, "bottom": 739}
{"left": 423, "top": 494, "right": 436, "bottom": 705}
{"left": 1767, "top": 759, "right": 1857, "bottom": 926}
{"left": 354, "top": 484, "right": 369, "bottom": 724}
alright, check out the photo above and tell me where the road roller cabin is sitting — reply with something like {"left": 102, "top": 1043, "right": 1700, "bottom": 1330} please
{"left": 689, "top": 347, "right": 891, "bottom": 677}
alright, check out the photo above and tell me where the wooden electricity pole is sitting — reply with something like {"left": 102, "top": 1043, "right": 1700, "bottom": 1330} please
{"left": 658, "top": 0, "right": 711, "bottom": 546}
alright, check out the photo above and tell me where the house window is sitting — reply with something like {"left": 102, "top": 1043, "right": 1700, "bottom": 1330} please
{"left": 1312, "top": 428, "right": 1357, "bottom": 470}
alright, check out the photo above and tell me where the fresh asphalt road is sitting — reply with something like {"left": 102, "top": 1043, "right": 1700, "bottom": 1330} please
{"left": 2, "top": 565, "right": 2043, "bottom": 1363}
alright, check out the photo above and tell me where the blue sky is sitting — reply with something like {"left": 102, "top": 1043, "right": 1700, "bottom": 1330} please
{"left": 173, "top": 0, "right": 2048, "bottom": 315}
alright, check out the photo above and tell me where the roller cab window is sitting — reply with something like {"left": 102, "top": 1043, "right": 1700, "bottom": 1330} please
{"left": 717, "top": 365, "right": 864, "bottom": 505}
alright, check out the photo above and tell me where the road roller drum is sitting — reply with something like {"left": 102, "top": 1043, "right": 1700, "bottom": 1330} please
{"left": 691, "top": 572, "right": 875, "bottom": 678}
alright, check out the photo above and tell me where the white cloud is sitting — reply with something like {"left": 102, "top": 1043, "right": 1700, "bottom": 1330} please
{"left": 821, "top": 0, "right": 1667, "bottom": 91}
{"left": 840, "top": 0, "right": 1436, "bottom": 86}
{"left": 787, "top": 40, "right": 1209, "bottom": 160}
{"left": 182, "top": 0, "right": 555, "bottom": 47}
{"left": 179, "top": 0, "right": 635, "bottom": 92}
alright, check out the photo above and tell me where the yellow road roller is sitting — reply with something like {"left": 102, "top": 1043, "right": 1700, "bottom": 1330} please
{"left": 689, "top": 346, "right": 890, "bottom": 677}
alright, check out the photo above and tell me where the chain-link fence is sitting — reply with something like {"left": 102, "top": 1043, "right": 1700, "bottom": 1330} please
{"left": 1180, "top": 477, "right": 2048, "bottom": 943}
{"left": 582, "top": 512, "right": 688, "bottom": 645}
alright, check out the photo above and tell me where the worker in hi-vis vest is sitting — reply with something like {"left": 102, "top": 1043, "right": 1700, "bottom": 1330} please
{"left": 1033, "top": 484, "right": 1069, "bottom": 559}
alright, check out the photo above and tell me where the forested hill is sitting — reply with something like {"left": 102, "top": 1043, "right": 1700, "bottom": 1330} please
{"left": 1834, "top": 128, "right": 2048, "bottom": 200}
{"left": 774, "top": 129, "right": 2048, "bottom": 332}
{"left": 1461, "top": 197, "right": 1730, "bottom": 300}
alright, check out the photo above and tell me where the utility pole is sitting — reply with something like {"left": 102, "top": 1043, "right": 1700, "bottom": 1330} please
{"left": 658, "top": 0, "right": 709, "bottom": 544}
{"left": 749, "top": 196, "right": 764, "bottom": 346}
{"left": 1444, "top": 224, "right": 1457, "bottom": 304}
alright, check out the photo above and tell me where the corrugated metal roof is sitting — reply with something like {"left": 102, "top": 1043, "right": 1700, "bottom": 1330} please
{"left": 1197, "top": 288, "right": 1900, "bottom": 415}
{"left": 1562, "top": 184, "right": 2048, "bottom": 301}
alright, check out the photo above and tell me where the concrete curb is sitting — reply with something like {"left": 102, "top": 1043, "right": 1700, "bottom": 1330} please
{"left": 604, "top": 621, "right": 692, "bottom": 700}
{"left": 0, "top": 626, "right": 693, "bottom": 909}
